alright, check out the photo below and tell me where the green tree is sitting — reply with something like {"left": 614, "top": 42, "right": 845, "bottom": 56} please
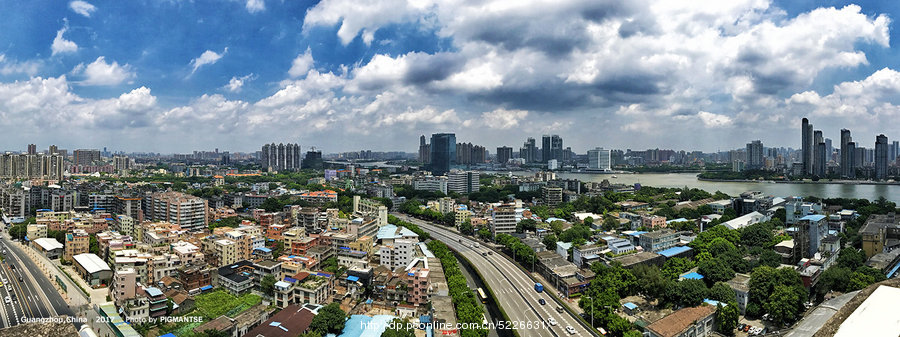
{"left": 716, "top": 302, "right": 740, "bottom": 336}
{"left": 310, "top": 303, "right": 347, "bottom": 335}
{"left": 602, "top": 216, "right": 620, "bottom": 231}
{"left": 632, "top": 265, "right": 669, "bottom": 299}
{"left": 381, "top": 318, "right": 415, "bottom": 337}
{"left": 764, "top": 285, "right": 801, "bottom": 327}
{"left": 836, "top": 247, "right": 866, "bottom": 270}
{"left": 271, "top": 240, "right": 285, "bottom": 258}
{"left": 260, "top": 198, "right": 285, "bottom": 212}
{"left": 477, "top": 227, "right": 493, "bottom": 241}
{"left": 697, "top": 258, "right": 735, "bottom": 285}
{"left": 669, "top": 279, "right": 707, "bottom": 307}
{"left": 516, "top": 219, "right": 538, "bottom": 233}
{"left": 542, "top": 234, "right": 558, "bottom": 251}
{"left": 662, "top": 257, "right": 695, "bottom": 280}
{"left": 459, "top": 220, "right": 474, "bottom": 235}
{"left": 740, "top": 221, "right": 774, "bottom": 247}
{"left": 707, "top": 282, "right": 737, "bottom": 303}
{"left": 549, "top": 220, "right": 564, "bottom": 235}
{"left": 260, "top": 274, "right": 276, "bottom": 297}
{"left": 756, "top": 250, "right": 782, "bottom": 268}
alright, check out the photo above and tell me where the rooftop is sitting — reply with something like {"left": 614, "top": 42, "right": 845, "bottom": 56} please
{"left": 243, "top": 304, "right": 315, "bottom": 337}
{"left": 72, "top": 253, "right": 111, "bottom": 274}
{"left": 646, "top": 305, "right": 716, "bottom": 337}
{"left": 834, "top": 285, "right": 900, "bottom": 337}
{"left": 657, "top": 246, "right": 692, "bottom": 258}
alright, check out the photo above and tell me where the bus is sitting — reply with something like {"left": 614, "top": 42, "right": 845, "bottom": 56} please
{"left": 476, "top": 288, "right": 487, "bottom": 303}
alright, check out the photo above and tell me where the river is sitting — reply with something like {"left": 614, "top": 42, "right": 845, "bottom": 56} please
{"left": 501, "top": 172, "right": 900, "bottom": 203}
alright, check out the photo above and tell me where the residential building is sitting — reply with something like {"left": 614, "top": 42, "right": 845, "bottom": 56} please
{"left": 727, "top": 273, "right": 751, "bottom": 314}
{"left": 860, "top": 214, "right": 900, "bottom": 258}
{"left": 607, "top": 238, "right": 635, "bottom": 255}
{"left": 26, "top": 224, "right": 47, "bottom": 240}
{"left": 260, "top": 143, "right": 301, "bottom": 172}
{"left": 639, "top": 229, "right": 678, "bottom": 253}
{"left": 876, "top": 134, "right": 888, "bottom": 180}
{"left": 144, "top": 191, "right": 208, "bottom": 231}
{"left": 542, "top": 186, "right": 563, "bottom": 206}
{"left": 448, "top": 170, "right": 480, "bottom": 194}
{"left": 413, "top": 175, "right": 448, "bottom": 194}
{"left": 646, "top": 305, "right": 717, "bottom": 337}
{"left": 378, "top": 238, "right": 417, "bottom": 271}
{"left": 215, "top": 239, "right": 241, "bottom": 266}
{"left": 642, "top": 215, "right": 666, "bottom": 228}
{"left": 491, "top": 205, "right": 518, "bottom": 237}
{"left": 796, "top": 214, "right": 828, "bottom": 259}
{"left": 64, "top": 229, "right": 89, "bottom": 262}
{"left": 573, "top": 244, "right": 604, "bottom": 268}
{"left": 217, "top": 260, "right": 255, "bottom": 295}
{"left": 298, "top": 190, "right": 338, "bottom": 204}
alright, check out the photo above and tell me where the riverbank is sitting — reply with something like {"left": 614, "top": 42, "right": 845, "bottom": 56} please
{"left": 698, "top": 177, "right": 900, "bottom": 186}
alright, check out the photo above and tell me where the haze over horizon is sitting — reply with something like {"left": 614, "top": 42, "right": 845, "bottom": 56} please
{"left": 2, "top": 1, "right": 900, "bottom": 153}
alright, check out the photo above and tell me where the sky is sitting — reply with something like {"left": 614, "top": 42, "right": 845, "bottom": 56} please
{"left": 1, "top": 0, "right": 900, "bottom": 154}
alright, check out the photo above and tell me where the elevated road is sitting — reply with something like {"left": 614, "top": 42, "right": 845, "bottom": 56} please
{"left": 395, "top": 214, "right": 598, "bottom": 337}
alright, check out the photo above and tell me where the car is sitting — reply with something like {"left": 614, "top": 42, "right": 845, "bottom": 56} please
{"left": 3, "top": 296, "right": 9, "bottom": 304}
{"left": 482, "top": 252, "right": 487, "bottom": 256}
{"left": 538, "top": 298, "right": 546, "bottom": 305}
{"left": 556, "top": 306, "right": 564, "bottom": 313}
{"left": 565, "top": 326, "right": 576, "bottom": 335}
{"left": 488, "top": 251, "right": 492, "bottom": 255}
{"left": 547, "top": 318, "right": 557, "bottom": 326}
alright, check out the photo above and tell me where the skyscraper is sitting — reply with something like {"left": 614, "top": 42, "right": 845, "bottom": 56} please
{"left": 260, "top": 143, "right": 301, "bottom": 171}
{"left": 74, "top": 149, "right": 101, "bottom": 167}
{"left": 429, "top": 133, "right": 456, "bottom": 175}
{"left": 496, "top": 146, "right": 513, "bottom": 165}
{"left": 801, "top": 118, "right": 814, "bottom": 175}
{"left": 825, "top": 138, "right": 833, "bottom": 162}
{"left": 418, "top": 135, "right": 430, "bottom": 164}
{"left": 520, "top": 138, "right": 538, "bottom": 163}
{"left": 876, "top": 134, "right": 888, "bottom": 180}
{"left": 891, "top": 140, "right": 899, "bottom": 164}
{"left": 840, "top": 129, "right": 854, "bottom": 178}
{"left": 587, "top": 148, "right": 611, "bottom": 171}
{"left": 847, "top": 141, "right": 857, "bottom": 179}
{"left": 813, "top": 130, "right": 825, "bottom": 177}
{"left": 541, "top": 135, "right": 563, "bottom": 163}
{"left": 27, "top": 144, "right": 36, "bottom": 155}
{"left": 746, "top": 140, "right": 764, "bottom": 169}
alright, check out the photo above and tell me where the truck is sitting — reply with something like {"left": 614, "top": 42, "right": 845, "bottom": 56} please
{"left": 534, "top": 283, "right": 544, "bottom": 293}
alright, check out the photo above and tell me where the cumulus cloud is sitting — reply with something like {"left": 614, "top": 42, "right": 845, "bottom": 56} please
{"left": 471, "top": 109, "right": 529, "bottom": 129}
{"left": 246, "top": 0, "right": 264, "bottom": 13}
{"left": 69, "top": 1, "right": 96, "bottom": 17}
{"left": 0, "top": 54, "right": 40, "bottom": 76}
{"left": 288, "top": 49, "right": 314, "bottom": 78}
{"left": 189, "top": 48, "right": 227, "bottom": 75}
{"left": 224, "top": 74, "right": 255, "bottom": 93}
{"left": 71, "top": 56, "right": 135, "bottom": 86}
{"left": 697, "top": 111, "right": 732, "bottom": 128}
{"left": 51, "top": 27, "right": 78, "bottom": 56}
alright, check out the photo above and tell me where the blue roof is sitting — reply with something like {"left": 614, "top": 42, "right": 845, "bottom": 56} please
{"left": 682, "top": 272, "right": 704, "bottom": 280}
{"left": 623, "top": 302, "right": 638, "bottom": 310}
{"left": 158, "top": 334, "right": 177, "bottom": 337}
{"left": 800, "top": 214, "right": 826, "bottom": 222}
{"left": 284, "top": 277, "right": 297, "bottom": 283}
{"left": 200, "top": 285, "right": 213, "bottom": 291}
{"left": 254, "top": 247, "right": 272, "bottom": 253}
{"left": 627, "top": 231, "right": 647, "bottom": 237}
{"left": 145, "top": 287, "right": 163, "bottom": 297}
{"left": 704, "top": 299, "right": 726, "bottom": 307}
{"left": 658, "top": 246, "right": 692, "bottom": 258}
{"left": 347, "top": 275, "right": 360, "bottom": 282}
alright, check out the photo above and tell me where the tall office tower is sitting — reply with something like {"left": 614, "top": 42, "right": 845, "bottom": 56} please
{"left": 302, "top": 150, "right": 323, "bottom": 169}
{"left": 855, "top": 146, "right": 866, "bottom": 169}
{"left": 429, "top": 133, "right": 456, "bottom": 175}
{"left": 541, "top": 134, "right": 563, "bottom": 163}
{"left": 847, "top": 141, "right": 856, "bottom": 178}
{"left": 48, "top": 145, "right": 58, "bottom": 155}
{"left": 418, "top": 135, "right": 431, "bottom": 164}
{"left": 746, "top": 140, "right": 764, "bottom": 169}
{"left": 587, "top": 148, "right": 611, "bottom": 171}
{"left": 813, "top": 130, "right": 825, "bottom": 177}
{"left": 825, "top": 138, "right": 833, "bottom": 162}
{"left": 27, "top": 144, "right": 36, "bottom": 155}
{"left": 496, "top": 147, "right": 513, "bottom": 165}
{"left": 876, "top": 134, "right": 888, "bottom": 180}
{"left": 260, "top": 143, "right": 301, "bottom": 171}
{"left": 801, "top": 118, "right": 814, "bottom": 175}
{"left": 73, "top": 149, "right": 101, "bottom": 167}
{"left": 840, "top": 129, "right": 853, "bottom": 178}
{"left": 520, "top": 137, "right": 538, "bottom": 163}
{"left": 891, "top": 141, "right": 899, "bottom": 163}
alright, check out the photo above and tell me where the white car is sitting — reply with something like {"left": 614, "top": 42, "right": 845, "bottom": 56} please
{"left": 565, "top": 326, "right": 576, "bottom": 335}
{"left": 4, "top": 296, "right": 9, "bottom": 304}
{"left": 547, "top": 318, "right": 557, "bottom": 326}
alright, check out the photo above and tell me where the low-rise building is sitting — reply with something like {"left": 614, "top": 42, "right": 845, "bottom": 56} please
{"left": 573, "top": 244, "right": 605, "bottom": 268}
{"left": 217, "top": 260, "right": 254, "bottom": 295}
{"left": 639, "top": 229, "right": 678, "bottom": 253}
{"left": 646, "top": 305, "right": 717, "bottom": 337}
{"left": 72, "top": 253, "right": 113, "bottom": 286}
{"left": 727, "top": 273, "right": 751, "bottom": 314}
{"left": 31, "top": 237, "right": 63, "bottom": 259}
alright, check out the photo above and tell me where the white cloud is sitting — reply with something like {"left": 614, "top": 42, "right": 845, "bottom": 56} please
{"left": 69, "top": 1, "right": 97, "bottom": 17}
{"left": 72, "top": 56, "right": 135, "bottom": 86}
{"left": 224, "top": 74, "right": 255, "bottom": 93}
{"left": 189, "top": 48, "right": 227, "bottom": 75}
{"left": 476, "top": 108, "right": 528, "bottom": 129}
{"left": 288, "top": 49, "right": 314, "bottom": 78}
{"left": 51, "top": 27, "right": 78, "bottom": 56}
{"left": 246, "top": 0, "right": 265, "bottom": 13}
{"left": 0, "top": 54, "right": 40, "bottom": 76}
{"left": 697, "top": 111, "right": 732, "bottom": 128}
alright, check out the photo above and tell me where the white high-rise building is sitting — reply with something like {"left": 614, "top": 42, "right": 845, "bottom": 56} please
{"left": 587, "top": 148, "right": 611, "bottom": 171}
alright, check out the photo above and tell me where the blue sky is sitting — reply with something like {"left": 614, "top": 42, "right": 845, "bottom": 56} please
{"left": 0, "top": 0, "right": 899, "bottom": 153}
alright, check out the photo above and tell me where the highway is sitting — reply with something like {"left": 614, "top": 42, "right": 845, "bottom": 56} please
{"left": 0, "top": 232, "right": 77, "bottom": 329}
{"left": 395, "top": 214, "right": 597, "bottom": 337}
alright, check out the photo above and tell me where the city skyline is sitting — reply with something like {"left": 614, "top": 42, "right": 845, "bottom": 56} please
{"left": 1, "top": 1, "right": 900, "bottom": 153}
